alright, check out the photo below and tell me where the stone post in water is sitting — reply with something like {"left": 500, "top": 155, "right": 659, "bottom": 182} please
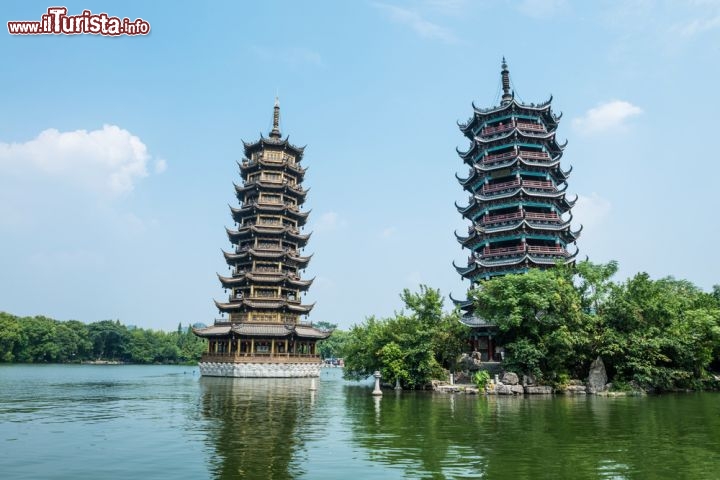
{"left": 372, "top": 371, "right": 383, "bottom": 396}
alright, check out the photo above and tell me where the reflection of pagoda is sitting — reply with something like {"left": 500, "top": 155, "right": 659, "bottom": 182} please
{"left": 452, "top": 59, "right": 580, "bottom": 359}
{"left": 194, "top": 99, "right": 329, "bottom": 377}
{"left": 200, "top": 377, "right": 313, "bottom": 478}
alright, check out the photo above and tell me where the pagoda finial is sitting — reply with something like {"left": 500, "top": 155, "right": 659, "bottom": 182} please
{"left": 270, "top": 96, "right": 281, "bottom": 138}
{"left": 501, "top": 57, "right": 512, "bottom": 105}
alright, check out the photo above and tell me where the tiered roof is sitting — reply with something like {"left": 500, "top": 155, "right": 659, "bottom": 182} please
{"left": 453, "top": 59, "right": 580, "bottom": 323}
{"left": 195, "top": 99, "right": 325, "bottom": 339}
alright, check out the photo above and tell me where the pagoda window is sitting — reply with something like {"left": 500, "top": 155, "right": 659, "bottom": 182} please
{"left": 260, "top": 193, "right": 282, "bottom": 204}
{"left": 262, "top": 172, "right": 282, "bottom": 183}
{"left": 248, "top": 173, "right": 260, "bottom": 183}
{"left": 234, "top": 289, "right": 243, "bottom": 299}
{"left": 256, "top": 342, "right": 270, "bottom": 353}
{"left": 258, "top": 216, "right": 281, "bottom": 226}
{"left": 264, "top": 151, "right": 282, "bottom": 162}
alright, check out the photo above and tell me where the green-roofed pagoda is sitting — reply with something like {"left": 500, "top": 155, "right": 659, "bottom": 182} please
{"left": 193, "top": 99, "right": 330, "bottom": 377}
{"left": 452, "top": 59, "right": 581, "bottom": 360}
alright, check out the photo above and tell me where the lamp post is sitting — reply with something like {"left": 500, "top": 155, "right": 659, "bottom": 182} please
{"left": 372, "top": 370, "right": 382, "bottom": 396}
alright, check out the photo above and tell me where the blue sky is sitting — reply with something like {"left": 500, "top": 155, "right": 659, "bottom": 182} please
{"left": 1, "top": 0, "right": 719, "bottom": 331}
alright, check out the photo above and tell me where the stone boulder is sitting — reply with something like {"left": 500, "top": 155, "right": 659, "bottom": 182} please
{"left": 501, "top": 372, "right": 519, "bottom": 385}
{"left": 587, "top": 356, "right": 608, "bottom": 393}
{"left": 564, "top": 385, "right": 587, "bottom": 395}
{"left": 525, "top": 386, "right": 553, "bottom": 394}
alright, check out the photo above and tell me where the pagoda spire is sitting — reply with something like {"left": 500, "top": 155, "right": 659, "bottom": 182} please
{"left": 270, "top": 97, "right": 281, "bottom": 138}
{"left": 501, "top": 57, "right": 512, "bottom": 105}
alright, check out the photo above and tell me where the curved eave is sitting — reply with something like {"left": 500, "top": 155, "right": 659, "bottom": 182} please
{"left": 242, "top": 135, "right": 306, "bottom": 158}
{"left": 217, "top": 272, "right": 314, "bottom": 289}
{"left": 571, "top": 224, "right": 583, "bottom": 238}
{"left": 214, "top": 298, "right": 314, "bottom": 314}
{"left": 455, "top": 169, "right": 478, "bottom": 186}
{"left": 477, "top": 251, "right": 574, "bottom": 268}
{"left": 222, "top": 249, "right": 311, "bottom": 265}
{"left": 449, "top": 292, "right": 473, "bottom": 309}
{"left": 238, "top": 158, "right": 307, "bottom": 176}
{"left": 471, "top": 97, "right": 552, "bottom": 119}
{"left": 455, "top": 199, "right": 476, "bottom": 215}
{"left": 453, "top": 259, "right": 478, "bottom": 276}
{"left": 230, "top": 204, "right": 310, "bottom": 221}
{"left": 192, "top": 326, "right": 231, "bottom": 338}
{"left": 475, "top": 128, "right": 555, "bottom": 144}
{"left": 454, "top": 229, "right": 474, "bottom": 244}
{"left": 475, "top": 187, "right": 567, "bottom": 202}
{"left": 478, "top": 219, "right": 573, "bottom": 234}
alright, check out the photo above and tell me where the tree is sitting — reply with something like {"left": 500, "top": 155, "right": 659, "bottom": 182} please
{"left": 343, "top": 286, "right": 467, "bottom": 388}
{"left": 470, "top": 267, "right": 589, "bottom": 381}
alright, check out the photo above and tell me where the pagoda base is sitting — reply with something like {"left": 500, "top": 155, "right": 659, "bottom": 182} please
{"left": 198, "top": 361, "right": 322, "bottom": 378}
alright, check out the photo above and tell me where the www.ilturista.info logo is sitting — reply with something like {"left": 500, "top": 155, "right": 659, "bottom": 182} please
{"left": 7, "top": 7, "right": 150, "bottom": 36}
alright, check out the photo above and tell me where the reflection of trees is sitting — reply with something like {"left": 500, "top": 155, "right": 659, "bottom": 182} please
{"left": 346, "top": 391, "right": 720, "bottom": 479}
{"left": 199, "top": 377, "right": 315, "bottom": 480}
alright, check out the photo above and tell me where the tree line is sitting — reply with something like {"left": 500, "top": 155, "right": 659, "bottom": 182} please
{"left": 0, "top": 313, "right": 206, "bottom": 364}
{"left": 337, "top": 261, "right": 720, "bottom": 391}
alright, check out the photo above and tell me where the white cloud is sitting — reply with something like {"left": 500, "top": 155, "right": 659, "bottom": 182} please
{"left": 573, "top": 193, "right": 611, "bottom": 230}
{"left": 380, "top": 226, "right": 397, "bottom": 238}
{"left": 312, "top": 211, "right": 346, "bottom": 233}
{"left": 572, "top": 100, "right": 642, "bottom": 135}
{"left": 154, "top": 158, "right": 167, "bottom": 174}
{"left": 249, "top": 46, "right": 323, "bottom": 67}
{"left": 673, "top": 15, "right": 720, "bottom": 36}
{"left": 0, "top": 125, "right": 157, "bottom": 196}
{"left": 373, "top": 2, "right": 458, "bottom": 43}
{"left": 515, "top": 0, "right": 567, "bottom": 19}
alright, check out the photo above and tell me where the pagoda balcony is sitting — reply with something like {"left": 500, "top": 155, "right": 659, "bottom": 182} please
{"left": 482, "top": 151, "right": 517, "bottom": 165}
{"left": 481, "top": 211, "right": 523, "bottom": 224}
{"left": 481, "top": 179, "right": 520, "bottom": 194}
{"left": 519, "top": 150, "right": 550, "bottom": 161}
{"left": 481, "top": 245, "right": 526, "bottom": 257}
{"left": 524, "top": 211, "right": 559, "bottom": 221}
{"left": 527, "top": 245, "right": 565, "bottom": 255}
{"left": 254, "top": 267, "right": 282, "bottom": 273}
{"left": 516, "top": 122, "right": 547, "bottom": 133}
{"left": 480, "top": 122, "right": 514, "bottom": 136}
{"left": 200, "top": 353, "right": 321, "bottom": 364}
{"left": 521, "top": 179, "right": 555, "bottom": 191}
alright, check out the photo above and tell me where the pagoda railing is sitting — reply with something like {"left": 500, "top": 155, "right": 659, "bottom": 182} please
{"left": 481, "top": 179, "right": 554, "bottom": 195}
{"left": 200, "top": 353, "right": 321, "bottom": 364}
{"left": 481, "top": 122, "right": 514, "bottom": 136}
{"left": 519, "top": 150, "right": 550, "bottom": 160}
{"left": 481, "top": 179, "right": 520, "bottom": 194}
{"left": 482, "top": 245, "right": 526, "bottom": 257}
{"left": 482, "top": 211, "right": 523, "bottom": 224}
{"left": 527, "top": 245, "right": 565, "bottom": 255}
{"left": 522, "top": 179, "right": 554, "bottom": 190}
{"left": 525, "top": 211, "right": 559, "bottom": 221}
{"left": 516, "top": 121, "right": 546, "bottom": 133}
{"left": 482, "top": 150, "right": 517, "bottom": 165}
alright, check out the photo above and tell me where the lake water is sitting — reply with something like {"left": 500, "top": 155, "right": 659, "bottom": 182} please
{"left": 1, "top": 365, "right": 719, "bottom": 479}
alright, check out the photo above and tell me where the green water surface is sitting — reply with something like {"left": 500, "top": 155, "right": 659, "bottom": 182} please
{"left": 1, "top": 365, "right": 718, "bottom": 479}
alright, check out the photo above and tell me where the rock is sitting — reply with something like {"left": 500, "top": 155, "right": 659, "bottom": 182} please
{"left": 525, "top": 386, "right": 553, "bottom": 394}
{"left": 510, "top": 385, "right": 525, "bottom": 394}
{"left": 587, "top": 356, "right": 608, "bottom": 393}
{"left": 501, "top": 372, "right": 519, "bottom": 385}
{"left": 495, "top": 384, "right": 513, "bottom": 395}
{"left": 568, "top": 379, "right": 584, "bottom": 386}
{"left": 565, "top": 385, "right": 587, "bottom": 394}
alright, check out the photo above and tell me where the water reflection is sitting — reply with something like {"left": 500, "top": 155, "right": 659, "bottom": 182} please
{"left": 199, "top": 376, "right": 316, "bottom": 479}
{"left": 345, "top": 392, "right": 720, "bottom": 479}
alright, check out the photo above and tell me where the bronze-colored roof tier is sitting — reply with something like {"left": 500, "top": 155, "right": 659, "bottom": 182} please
{"left": 214, "top": 298, "right": 314, "bottom": 314}
{"left": 193, "top": 323, "right": 330, "bottom": 339}
{"left": 217, "top": 272, "right": 313, "bottom": 290}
